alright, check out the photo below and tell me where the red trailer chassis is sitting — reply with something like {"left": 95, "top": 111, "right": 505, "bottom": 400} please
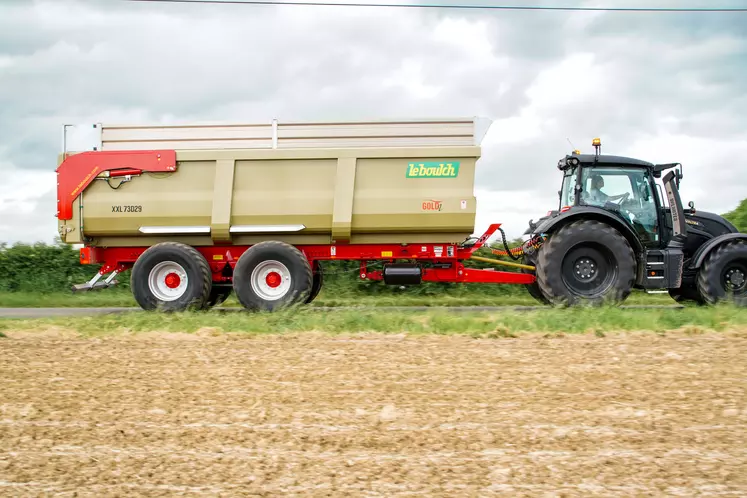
{"left": 76, "top": 223, "right": 536, "bottom": 291}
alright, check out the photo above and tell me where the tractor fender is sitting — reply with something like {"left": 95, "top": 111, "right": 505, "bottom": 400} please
{"left": 690, "top": 233, "right": 747, "bottom": 269}
{"left": 531, "top": 207, "right": 645, "bottom": 255}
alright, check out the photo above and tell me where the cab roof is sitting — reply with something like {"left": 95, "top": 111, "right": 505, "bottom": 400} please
{"left": 557, "top": 153, "right": 655, "bottom": 171}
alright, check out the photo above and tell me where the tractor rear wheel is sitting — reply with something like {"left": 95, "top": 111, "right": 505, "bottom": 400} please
{"left": 232, "top": 241, "right": 314, "bottom": 312}
{"left": 536, "top": 220, "right": 636, "bottom": 306}
{"left": 696, "top": 240, "right": 747, "bottom": 307}
{"left": 522, "top": 253, "right": 549, "bottom": 304}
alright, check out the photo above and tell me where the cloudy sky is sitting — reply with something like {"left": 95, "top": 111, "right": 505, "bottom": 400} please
{"left": 1, "top": 0, "right": 746, "bottom": 244}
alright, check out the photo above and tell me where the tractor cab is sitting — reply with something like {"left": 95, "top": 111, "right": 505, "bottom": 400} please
{"left": 555, "top": 139, "right": 683, "bottom": 249}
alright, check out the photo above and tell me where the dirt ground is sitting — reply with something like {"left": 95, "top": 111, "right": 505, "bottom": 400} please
{"left": 1, "top": 330, "right": 747, "bottom": 497}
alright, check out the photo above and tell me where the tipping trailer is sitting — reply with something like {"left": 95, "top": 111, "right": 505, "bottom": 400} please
{"left": 57, "top": 118, "right": 537, "bottom": 311}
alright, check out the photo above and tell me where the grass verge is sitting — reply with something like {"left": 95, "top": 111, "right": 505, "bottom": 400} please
{"left": 1, "top": 305, "right": 744, "bottom": 338}
{"left": 0, "top": 289, "right": 676, "bottom": 308}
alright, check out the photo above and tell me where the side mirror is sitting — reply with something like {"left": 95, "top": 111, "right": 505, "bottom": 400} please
{"left": 688, "top": 200, "right": 696, "bottom": 213}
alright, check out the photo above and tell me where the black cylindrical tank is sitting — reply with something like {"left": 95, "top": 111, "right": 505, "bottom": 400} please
{"left": 383, "top": 264, "right": 422, "bottom": 286}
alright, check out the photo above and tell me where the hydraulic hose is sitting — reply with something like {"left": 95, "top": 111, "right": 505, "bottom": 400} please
{"left": 488, "top": 231, "right": 548, "bottom": 260}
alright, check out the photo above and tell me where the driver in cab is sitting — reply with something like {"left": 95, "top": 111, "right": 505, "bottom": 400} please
{"left": 587, "top": 174, "right": 628, "bottom": 205}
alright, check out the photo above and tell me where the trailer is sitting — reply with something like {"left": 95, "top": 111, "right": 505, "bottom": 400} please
{"left": 57, "top": 118, "right": 539, "bottom": 311}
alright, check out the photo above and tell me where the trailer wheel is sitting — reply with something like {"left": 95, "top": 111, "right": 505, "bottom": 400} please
{"left": 696, "top": 240, "right": 747, "bottom": 307}
{"left": 232, "top": 241, "right": 313, "bottom": 311}
{"left": 131, "top": 242, "right": 212, "bottom": 311}
{"left": 305, "top": 262, "right": 324, "bottom": 304}
{"left": 536, "top": 220, "right": 635, "bottom": 306}
{"left": 205, "top": 285, "right": 232, "bottom": 308}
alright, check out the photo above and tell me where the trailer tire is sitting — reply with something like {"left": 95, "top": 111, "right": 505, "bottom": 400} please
{"left": 205, "top": 286, "right": 232, "bottom": 308}
{"left": 696, "top": 240, "right": 747, "bottom": 307}
{"left": 536, "top": 220, "right": 635, "bottom": 306}
{"left": 233, "top": 241, "right": 314, "bottom": 311}
{"left": 305, "top": 262, "right": 324, "bottom": 304}
{"left": 131, "top": 242, "right": 213, "bottom": 312}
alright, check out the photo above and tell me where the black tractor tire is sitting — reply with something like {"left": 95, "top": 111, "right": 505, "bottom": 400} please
{"left": 522, "top": 253, "right": 550, "bottom": 305}
{"left": 205, "top": 285, "right": 232, "bottom": 308}
{"left": 305, "top": 262, "right": 324, "bottom": 304}
{"left": 536, "top": 220, "right": 636, "bottom": 306}
{"left": 696, "top": 240, "right": 747, "bottom": 307}
{"left": 232, "top": 241, "right": 314, "bottom": 312}
{"left": 668, "top": 286, "right": 706, "bottom": 306}
{"left": 131, "top": 242, "right": 213, "bottom": 312}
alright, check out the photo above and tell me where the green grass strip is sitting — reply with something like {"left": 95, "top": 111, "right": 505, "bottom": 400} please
{"left": 1, "top": 305, "right": 744, "bottom": 338}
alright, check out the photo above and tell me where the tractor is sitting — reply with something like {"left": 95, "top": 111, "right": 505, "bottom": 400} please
{"left": 522, "top": 138, "right": 747, "bottom": 306}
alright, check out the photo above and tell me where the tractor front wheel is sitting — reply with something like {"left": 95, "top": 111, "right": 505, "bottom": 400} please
{"left": 536, "top": 220, "right": 636, "bottom": 306}
{"left": 668, "top": 285, "right": 706, "bottom": 306}
{"left": 696, "top": 240, "right": 747, "bottom": 307}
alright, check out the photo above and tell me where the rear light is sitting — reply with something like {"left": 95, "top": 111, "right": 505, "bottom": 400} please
{"left": 560, "top": 206, "right": 572, "bottom": 213}
{"left": 80, "top": 247, "right": 92, "bottom": 265}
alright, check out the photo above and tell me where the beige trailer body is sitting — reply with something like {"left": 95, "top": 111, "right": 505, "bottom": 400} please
{"left": 59, "top": 118, "right": 489, "bottom": 247}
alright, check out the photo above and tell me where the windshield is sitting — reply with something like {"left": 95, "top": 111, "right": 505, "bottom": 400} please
{"left": 579, "top": 166, "right": 660, "bottom": 245}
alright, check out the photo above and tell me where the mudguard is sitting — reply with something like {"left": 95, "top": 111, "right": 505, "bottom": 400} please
{"left": 529, "top": 207, "right": 645, "bottom": 254}
{"left": 690, "top": 233, "right": 747, "bottom": 269}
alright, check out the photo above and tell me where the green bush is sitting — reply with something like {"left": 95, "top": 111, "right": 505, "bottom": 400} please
{"left": 723, "top": 198, "right": 747, "bottom": 232}
{"left": 0, "top": 239, "right": 118, "bottom": 293}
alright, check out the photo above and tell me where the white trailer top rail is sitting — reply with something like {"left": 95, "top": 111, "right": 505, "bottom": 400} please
{"left": 94, "top": 117, "right": 492, "bottom": 151}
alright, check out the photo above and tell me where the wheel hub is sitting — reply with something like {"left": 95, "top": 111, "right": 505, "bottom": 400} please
{"left": 251, "top": 260, "right": 292, "bottom": 301}
{"left": 164, "top": 272, "right": 181, "bottom": 289}
{"left": 148, "top": 261, "right": 189, "bottom": 302}
{"left": 560, "top": 244, "right": 617, "bottom": 299}
{"left": 726, "top": 268, "right": 745, "bottom": 290}
{"left": 574, "top": 258, "right": 597, "bottom": 280}
{"left": 265, "top": 272, "right": 282, "bottom": 288}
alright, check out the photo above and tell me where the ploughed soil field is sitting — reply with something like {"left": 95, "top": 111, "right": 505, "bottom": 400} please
{"left": 2, "top": 330, "right": 747, "bottom": 496}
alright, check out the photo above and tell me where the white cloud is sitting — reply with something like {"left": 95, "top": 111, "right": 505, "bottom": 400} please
{"left": 0, "top": 162, "right": 57, "bottom": 244}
